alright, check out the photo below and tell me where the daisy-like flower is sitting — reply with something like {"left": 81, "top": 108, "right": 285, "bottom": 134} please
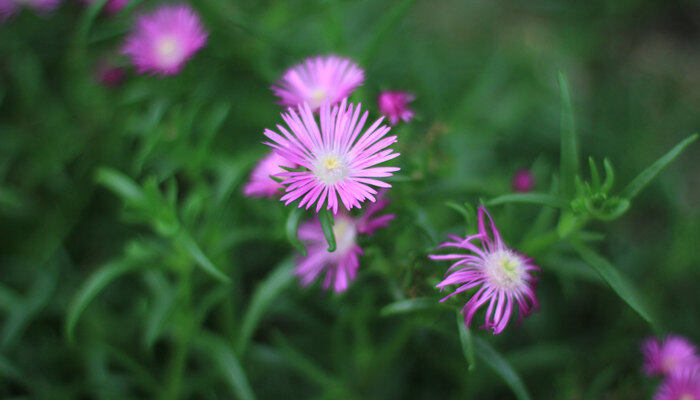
{"left": 654, "top": 367, "right": 700, "bottom": 400}
{"left": 512, "top": 169, "right": 535, "bottom": 192}
{"left": 643, "top": 336, "right": 700, "bottom": 377}
{"left": 82, "top": 0, "right": 128, "bottom": 14}
{"left": 1, "top": 0, "right": 60, "bottom": 21}
{"left": 272, "top": 55, "right": 364, "bottom": 111}
{"left": 263, "top": 99, "right": 400, "bottom": 213}
{"left": 121, "top": 4, "right": 207, "bottom": 76}
{"left": 378, "top": 91, "right": 415, "bottom": 125}
{"left": 243, "top": 151, "right": 297, "bottom": 198}
{"left": 296, "top": 197, "right": 394, "bottom": 293}
{"left": 429, "top": 206, "right": 539, "bottom": 335}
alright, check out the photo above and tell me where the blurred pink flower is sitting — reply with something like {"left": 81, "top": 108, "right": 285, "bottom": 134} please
{"left": 272, "top": 55, "right": 364, "bottom": 111}
{"left": 512, "top": 169, "right": 535, "bottom": 192}
{"left": 296, "top": 198, "right": 393, "bottom": 293}
{"left": 378, "top": 91, "right": 415, "bottom": 125}
{"left": 264, "top": 99, "right": 400, "bottom": 213}
{"left": 430, "top": 206, "right": 539, "bottom": 335}
{"left": 95, "top": 60, "right": 126, "bottom": 87}
{"left": 643, "top": 336, "right": 700, "bottom": 377}
{"left": 654, "top": 367, "right": 700, "bottom": 400}
{"left": 81, "top": 0, "right": 128, "bottom": 14}
{"left": 121, "top": 4, "right": 207, "bottom": 76}
{"left": 243, "top": 151, "right": 297, "bottom": 198}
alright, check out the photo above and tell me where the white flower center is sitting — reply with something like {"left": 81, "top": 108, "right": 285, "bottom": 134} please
{"left": 332, "top": 217, "right": 357, "bottom": 254}
{"left": 313, "top": 153, "right": 348, "bottom": 185}
{"left": 156, "top": 36, "right": 182, "bottom": 67}
{"left": 309, "top": 88, "right": 327, "bottom": 109}
{"left": 483, "top": 249, "right": 525, "bottom": 290}
{"left": 679, "top": 394, "right": 695, "bottom": 400}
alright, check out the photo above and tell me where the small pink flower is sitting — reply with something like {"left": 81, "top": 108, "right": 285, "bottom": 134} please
{"left": 243, "top": 151, "right": 297, "bottom": 198}
{"left": 272, "top": 55, "right": 364, "bottom": 111}
{"left": 296, "top": 198, "right": 393, "bottom": 293}
{"left": 653, "top": 367, "right": 700, "bottom": 400}
{"left": 430, "top": 206, "right": 539, "bottom": 335}
{"left": 264, "top": 99, "right": 400, "bottom": 213}
{"left": 512, "top": 169, "right": 535, "bottom": 192}
{"left": 643, "top": 336, "right": 700, "bottom": 377}
{"left": 81, "top": 0, "right": 128, "bottom": 14}
{"left": 121, "top": 4, "right": 207, "bottom": 76}
{"left": 95, "top": 60, "right": 126, "bottom": 87}
{"left": 378, "top": 91, "right": 415, "bottom": 125}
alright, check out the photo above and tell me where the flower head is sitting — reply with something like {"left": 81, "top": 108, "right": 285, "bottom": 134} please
{"left": 82, "top": 0, "right": 128, "bottom": 14}
{"left": 654, "top": 367, "right": 700, "bottom": 400}
{"left": 429, "top": 206, "right": 539, "bottom": 334}
{"left": 512, "top": 169, "right": 535, "bottom": 192}
{"left": 243, "top": 151, "right": 297, "bottom": 198}
{"left": 378, "top": 91, "right": 415, "bottom": 125}
{"left": 121, "top": 4, "right": 207, "bottom": 76}
{"left": 95, "top": 60, "right": 126, "bottom": 87}
{"left": 263, "top": 99, "right": 400, "bottom": 213}
{"left": 643, "top": 336, "right": 700, "bottom": 377}
{"left": 296, "top": 198, "right": 393, "bottom": 293}
{"left": 272, "top": 55, "right": 364, "bottom": 111}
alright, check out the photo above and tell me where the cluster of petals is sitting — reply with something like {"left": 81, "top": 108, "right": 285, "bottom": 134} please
{"left": 272, "top": 55, "right": 364, "bottom": 111}
{"left": 641, "top": 335, "right": 700, "bottom": 400}
{"left": 377, "top": 91, "right": 415, "bottom": 125}
{"left": 121, "top": 4, "right": 207, "bottom": 76}
{"left": 654, "top": 367, "right": 700, "bottom": 400}
{"left": 295, "top": 197, "right": 393, "bottom": 293}
{"left": 263, "top": 99, "right": 400, "bottom": 214}
{"left": 430, "top": 206, "right": 539, "bottom": 335}
{"left": 243, "top": 151, "right": 297, "bottom": 198}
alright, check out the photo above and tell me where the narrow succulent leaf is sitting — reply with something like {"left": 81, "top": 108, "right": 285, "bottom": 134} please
{"left": 196, "top": 333, "right": 257, "bottom": 400}
{"left": 571, "top": 241, "right": 656, "bottom": 328}
{"left": 95, "top": 167, "right": 146, "bottom": 205}
{"left": 474, "top": 337, "right": 531, "bottom": 400}
{"left": 318, "top": 208, "right": 336, "bottom": 252}
{"left": 176, "top": 231, "right": 231, "bottom": 283}
{"left": 620, "top": 134, "right": 698, "bottom": 200}
{"left": 488, "top": 193, "right": 567, "bottom": 209}
{"left": 237, "top": 259, "right": 295, "bottom": 354}
{"left": 601, "top": 158, "right": 615, "bottom": 194}
{"left": 142, "top": 271, "right": 176, "bottom": 350}
{"left": 286, "top": 208, "right": 307, "bottom": 256}
{"left": 457, "top": 315, "right": 476, "bottom": 371}
{"left": 380, "top": 297, "right": 435, "bottom": 317}
{"left": 588, "top": 157, "right": 600, "bottom": 190}
{"left": 558, "top": 71, "right": 578, "bottom": 200}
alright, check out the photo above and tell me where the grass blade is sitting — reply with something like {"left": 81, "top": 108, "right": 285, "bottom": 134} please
{"left": 487, "top": 193, "right": 567, "bottom": 209}
{"left": 558, "top": 71, "right": 578, "bottom": 200}
{"left": 176, "top": 231, "right": 230, "bottom": 283}
{"left": 474, "top": 337, "right": 531, "bottom": 400}
{"left": 197, "top": 332, "right": 257, "bottom": 400}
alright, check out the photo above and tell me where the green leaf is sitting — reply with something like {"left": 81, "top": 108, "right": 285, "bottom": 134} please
{"left": 380, "top": 297, "right": 435, "bottom": 317}
{"left": 142, "top": 271, "right": 176, "bottom": 350}
{"left": 588, "top": 157, "right": 600, "bottom": 190}
{"left": 558, "top": 71, "right": 578, "bottom": 200}
{"left": 237, "top": 259, "right": 295, "bottom": 354}
{"left": 456, "top": 315, "right": 476, "bottom": 371}
{"left": 272, "top": 332, "right": 337, "bottom": 388}
{"left": 286, "top": 208, "right": 307, "bottom": 257}
{"left": 571, "top": 241, "right": 656, "bottom": 327}
{"left": 65, "top": 258, "right": 143, "bottom": 343}
{"left": 196, "top": 332, "right": 257, "bottom": 400}
{"left": 620, "top": 134, "right": 698, "bottom": 200}
{"left": 360, "top": 0, "right": 419, "bottom": 66}
{"left": 474, "top": 337, "right": 531, "bottom": 400}
{"left": 318, "top": 208, "right": 336, "bottom": 252}
{"left": 487, "top": 193, "right": 567, "bottom": 209}
{"left": 175, "top": 230, "right": 230, "bottom": 283}
{"left": 95, "top": 167, "right": 145, "bottom": 205}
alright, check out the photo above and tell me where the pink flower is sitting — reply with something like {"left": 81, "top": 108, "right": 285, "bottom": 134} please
{"left": 272, "top": 55, "right": 364, "bottom": 111}
{"left": 243, "top": 151, "right": 297, "bottom": 198}
{"left": 121, "top": 4, "right": 207, "bottom": 76}
{"left": 0, "top": 0, "right": 19, "bottom": 21}
{"left": 82, "top": 0, "right": 128, "bottom": 14}
{"left": 643, "top": 336, "right": 700, "bottom": 377}
{"left": 296, "top": 198, "right": 393, "bottom": 292}
{"left": 378, "top": 91, "right": 415, "bottom": 125}
{"left": 512, "top": 169, "right": 535, "bottom": 192}
{"left": 263, "top": 99, "right": 400, "bottom": 213}
{"left": 1, "top": 0, "right": 60, "bottom": 21}
{"left": 429, "top": 206, "right": 539, "bottom": 335}
{"left": 95, "top": 60, "right": 126, "bottom": 87}
{"left": 654, "top": 367, "right": 700, "bottom": 400}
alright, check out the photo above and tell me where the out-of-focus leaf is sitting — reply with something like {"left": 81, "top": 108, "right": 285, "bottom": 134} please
{"left": 175, "top": 231, "right": 230, "bottom": 283}
{"left": 0, "top": 283, "right": 20, "bottom": 313}
{"left": 237, "top": 259, "right": 295, "bottom": 354}
{"left": 474, "top": 337, "right": 531, "bottom": 400}
{"left": 487, "top": 193, "right": 567, "bottom": 209}
{"left": 445, "top": 201, "right": 476, "bottom": 233}
{"left": 558, "top": 71, "right": 578, "bottom": 200}
{"left": 95, "top": 167, "right": 145, "bottom": 205}
{"left": 286, "top": 208, "right": 307, "bottom": 257}
{"left": 457, "top": 315, "right": 476, "bottom": 371}
{"left": 380, "top": 297, "right": 435, "bottom": 317}
{"left": 620, "top": 134, "right": 697, "bottom": 200}
{"left": 571, "top": 241, "right": 656, "bottom": 328}
{"left": 318, "top": 208, "right": 336, "bottom": 252}
{"left": 360, "top": 0, "right": 419, "bottom": 65}
{"left": 0, "top": 353, "right": 23, "bottom": 382}
{"left": 196, "top": 332, "right": 257, "bottom": 400}
{"left": 272, "top": 332, "right": 337, "bottom": 389}
{"left": 142, "top": 271, "right": 176, "bottom": 350}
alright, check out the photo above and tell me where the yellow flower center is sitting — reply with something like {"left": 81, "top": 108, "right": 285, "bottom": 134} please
{"left": 680, "top": 394, "right": 695, "bottom": 400}
{"left": 484, "top": 249, "right": 525, "bottom": 290}
{"left": 156, "top": 36, "right": 181, "bottom": 66}
{"left": 314, "top": 154, "right": 347, "bottom": 185}
{"left": 309, "top": 88, "right": 327, "bottom": 109}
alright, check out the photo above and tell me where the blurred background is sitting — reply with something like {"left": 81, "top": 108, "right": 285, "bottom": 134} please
{"left": 0, "top": 0, "right": 698, "bottom": 398}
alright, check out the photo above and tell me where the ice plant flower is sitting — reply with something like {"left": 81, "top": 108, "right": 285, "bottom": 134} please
{"left": 296, "top": 197, "right": 394, "bottom": 292}
{"left": 81, "top": 0, "right": 128, "bottom": 14}
{"left": 121, "top": 4, "right": 207, "bottom": 76}
{"left": 429, "top": 206, "right": 539, "bottom": 334}
{"left": 377, "top": 91, "right": 415, "bottom": 125}
{"left": 643, "top": 336, "right": 700, "bottom": 377}
{"left": 243, "top": 151, "right": 297, "bottom": 198}
{"left": 272, "top": 55, "right": 364, "bottom": 111}
{"left": 263, "top": 99, "right": 400, "bottom": 213}
{"left": 512, "top": 169, "right": 535, "bottom": 192}
{"left": 653, "top": 367, "right": 700, "bottom": 400}
{"left": 1, "top": 0, "right": 60, "bottom": 21}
